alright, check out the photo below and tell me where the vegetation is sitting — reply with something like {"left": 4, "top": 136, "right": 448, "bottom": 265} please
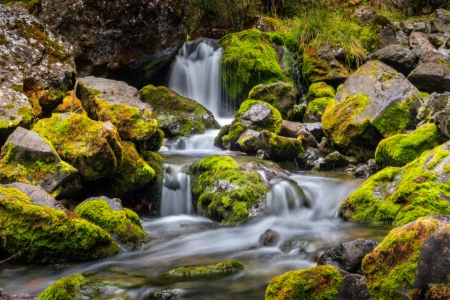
{"left": 167, "top": 260, "right": 244, "bottom": 277}
{"left": 39, "top": 274, "right": 87, "bottom": 300}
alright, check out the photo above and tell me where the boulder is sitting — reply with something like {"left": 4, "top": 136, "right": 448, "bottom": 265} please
{"left": 318, "top": 151, "right": 350, "bottom": 171}
{"left": 337, "top": 272, "right": 372, "bottom": 300}
{"left": 33, "top": 113, "right": 123, "bottom": 182}
{"left": 0, "top": 127, "right": 80, "bottom": 198}
{"left": 36, "top": 0, "right": 187, "bottom": 77}
{"left": 340, "top": 142, "right": 450, "bottom": 225}
{"left": 299, "top": 147, "right": 324, "bottom": 170}
{"left": 318, "top": 238, "right": 379, "bottom": 273}
{"left": 305, "top": 82, "right": 336, "bottom": 102}
{"left": 139, "top": 85, "right": 219, "bottom": 137}
{"left": 3, "top": 183, "right": 62, "bottom": 211}
{"left": 304, "top": 97, "right": 334, "bottom": 123}
{"left": 189, "top": 156, "right": 267, "bottom": 225}
{"left": 279, "top": 120, "right": 317, "bottom": 147}
{"left": 304, "top": 122, "right": 325, "bottom": 142}
{"left": 167, "top": 260, "right": 244, "bottom": 277}
{"left": 78, "top": 77, "right": 162, "bottom": 151}
{"left": 248, "top": 81, "right": 296, "bottom": 119}
{"left": 353, "top": 160, "right": 377, "bottom": 178}
{"left": 417, "top": 91, "right": 450, "bottom": 124}
{"left": 410, "top": 32, "right": 438, "bottom": 54}
{"left": 259, "top": 229, "right": 280, "bottom": 246}
{"left": 367, "top": 44, "right": 417, "bottom": 75}
{"left": 408, "top": 52, "right": 450, "bottom": 93}
{"left": 0, "top": 185, "right": 119, "bottom": 263}
{"left": 39, "top": 274, "right": 88, "bottom": 300}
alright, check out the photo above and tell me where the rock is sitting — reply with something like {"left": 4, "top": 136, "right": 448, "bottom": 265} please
{"left": 265, "top": 265, "right": 343, "bottom": 300}
{"left": 337, "top": 273, "right": 372, "bottom": 300}
{"left": 2, "top": 183, "right": 63, "bottom": 211}
{"left": 37, "top": 0, "right": 187, "bottom": 77}
{"left": 417, "top": 91, "right": 450, "bottom": 125}
{"left": 306, "top": 82, "right": 336, "bottom": 102}
{"left": 408, "top": 51, "right": 450, "bottom": 93}
{"left": 287, "top": 104, "right": 307, "bottom": 122}
{"left": 259, "top": 229, "right": 280, "bottom": 246}
{"left": 39, "top": 274, "right": 87, "bottom": 300}
{"left": 299, "top": 147, "right": 324, "bottom": 170}
{"left": 190, "top": 156, "right": 267, "bottom": 224}
{"left": 0, "top": 185, "right": 119, "bottom": 263}
{"left": 352, "top": 6, "right": 377, "bottom": 24}
{"left": 214, "top": 125, "right": 231, "bottom": 150}
{"left": 367, "top": 44, "right": 417, "bottom": 75}
{"left": 78, "top": 76, "right": 162, "bottom": 151}
{"left": 318, "top": 151, "right": 350, "bottom": 171}
{"left": 235, "top": 129, "right": 260, "bottom": 153}
{"left": 353, "top": 160, "right": 377, "bottom": 178}
{"left": 279, "top": 120, "right": 317, "bottom": 147}
{"left": 304, "top": 122, "right": 325, "bottom": 142}
{"left": 0, "top": 289, "right": 36, "bottom": 300}
{"left": 33, "top": 113, "right": 123, "bottom": 182}
{"left": 380, "top": 25, "right": 399, "bottom": 48}
{"left": 167, "top": 260, "right": 244, "bottom": 277}
{"left": 0, "top": 127, "right": 80, "bottom": 198}
{"left": 400, "top": 20, "right": 415, "bottom": 34}
{"left": 340, "top": 142, "right": 450, "bottom": 225}
{"left": 318, "top": 238, "right": 379, "bottom": 273}
{"left": 362, "top": 218, "right": 440, "bottom": 300}
{"left": 304, "top": 97, "right": 334, "bottom": 123}
{"left": 248, "top": 81, "right": 296, "bottom": 119}
{"left": 0, "top": 4, "right": 75, "bottom": 114}
{"left": 139, "top": 85, "right": 219, "bottom": 137}
{"left": 410, "top": 32, "right": 438, "bottom": 54}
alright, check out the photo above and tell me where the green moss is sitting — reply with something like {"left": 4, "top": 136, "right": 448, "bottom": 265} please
{"left": 419, "top": 91, "right": 431, "bottom": 100}
{"left": 362, "top": 218, "right": 439, "bottom": 300}
{"left": 375, "top": 123, "right": 443, "bottom": 167}
{"left": 287, "top": 104, "right": 306, "bottom": 122}
{"left": 304, "top": 97, "right": 334, "bottom": 122}
{"left": 265, "top": 265, "right": 343, "bottom": 300}
{"left": 39, "top": 274, "right": 86, "bottom": 300}
{"left": 305, "top": 82, "right": 335, "bottom": 102}
{"left": 0, "top": 186, "right": 119, "bottom": 263}
{"left": 372, "top": 101, "right": 411, "bottom": 138}
{"left": 214, "top": 125, "right": 231, "bottom": 150}
{"left": 256, "top": 130, "right": 304, "bottom": 161}
{"left": 190, "top": 156, "right": 267, "bottom": 225}
{"left": 247, "top": 82, "right": 296, "bottom": 118}
{"left": 75, "top": 198, "right": 147, "bottom": 248}
{"left": 167, "top": 260, "right": 244, "bottom": 277}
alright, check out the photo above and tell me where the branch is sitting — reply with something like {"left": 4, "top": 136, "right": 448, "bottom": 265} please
{"left": 0, "top": 251, "right": 22, "bottom": 264}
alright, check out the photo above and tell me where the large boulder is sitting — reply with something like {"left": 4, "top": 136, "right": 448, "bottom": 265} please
{"left": 36, "top": 0, "right": 188, "bottom": 77}
{"left": 189, "top": 156, "right": 267, "bottom": 225}
{"left": 0, "top": 127, "right": 80, "bottom": 198}
{"left": 408, "top": 52, "right": 450, "bottom": 93}
{"left": 33, "top": 113, "right": 123, "bottom": 182}
{"left": 279, "top": 120, "right": 317, "bottom": 147}
{"left": 0, "top": 184, "right": 119, "bottom": 263}
{"left": 78, "top": 76, "right": 163, "bottom": 151}
{"left": 324, "top": 60, "right": 422, "bottom": 157}
{"left": 367, "top": 44, "right": 417, "bottom": 75}
{"left": 340, "top": 142, "right": 450, "bottom": 225}
{"left": 337, "top": 272, "right": 372, "bottom": 300}
{"left": 139, "top": 85, "right": 219, "bottom": 137}
{"left": 248, "top": 81, "right": 296, "bottom": 119}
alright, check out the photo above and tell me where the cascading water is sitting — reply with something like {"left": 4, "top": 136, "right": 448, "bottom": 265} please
{"left": 266, "top": 179, "right": 307, "bottom": 215}
{"left": 160, "top": 164, "right": 194, "bottom": 216}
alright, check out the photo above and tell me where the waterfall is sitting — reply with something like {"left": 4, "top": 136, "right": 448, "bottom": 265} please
{"left": 168, "top": 39, "right": 223, "bottom": 117}
{"left": 160, "top": 164, "right": 194, "bottom": 216}
{"left": 266, "top": 179, "right": 307, "bottom": 215}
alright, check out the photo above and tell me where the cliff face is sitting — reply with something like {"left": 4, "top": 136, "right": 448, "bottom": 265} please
{"left": 36, "top": 0, "right": 187, "bottom": 77}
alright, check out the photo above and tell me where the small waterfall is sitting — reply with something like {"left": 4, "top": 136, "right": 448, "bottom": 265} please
{"left": 161, "top": 130, "right": 221, "bottom": 151}
{"left": 168, "top": 39, "right": 223, "bottom": 117}
{"left": 161, "top": 164, "right": 194, "bottom": 216}
{"left": 266, "top": 179, "right": 307, "bottom": 215}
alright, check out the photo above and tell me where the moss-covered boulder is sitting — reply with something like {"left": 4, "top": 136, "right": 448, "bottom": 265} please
{"left": 362, "top": 217, "right": 440, "bottom": 300}
{"left": 265, "top": 265, "right": 343, "bottom": 300}
{"left": 53, "top": 91, "right": 88, "bottom": 117}
{"left": 75, "top": 196, "right": 147, "bottom": 248}
{"left": 305, "top": 82, "right": 336, "bottom": 102}
{"left": 78, "top": 77, "right": 163, "bottom": 151}
{"left": 216, "top": 100, "right": 283, "bottom": 150}
{"left": 220, "top": 29, "right": 291, "bottom": 102}
{"left": 39, "top": 274, "right": 87, "bottom": 300}
{"left": 0, "top": 185, "right": 119, "bottom": 263}
{"left": 139, "top": 85, "right": 219, "bottom": 137}
{"left": 339, "top": 142, "right": 450, "bottom": 225}
{"left": 190, "top": 156, "right": 267, "bottom": 225}
{"left": 167, "top": 260, "right": 244, "bottom": 277}
{"left": 304, "top": 97, "right": 334, "bottom": 123}
{"left": 375, "top": 123, "right": 443, "bottom": 167}
{"left": 33, "top": 113, "right": 123, "bottom": 182}
{"left": 248, "top": 81, "right": 296, "bottom": 118}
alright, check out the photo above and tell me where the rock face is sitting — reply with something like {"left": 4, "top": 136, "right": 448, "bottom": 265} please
{"left": 0, "top": 127, "right": 80, "bottom": 198}
{"left": 408, "top": 52, "right": 450, "bottom": 94}
{"left": 417, "top": 92, "right": 450, "bottom": 139}
{"left": 248, "top": 81, "right": 296, "bottom": 118}
{"left": 367, "top": 44, "right": 417, "bottom": 75}
{"left": 37, "top": 0, "right": 188, "bottom": 77}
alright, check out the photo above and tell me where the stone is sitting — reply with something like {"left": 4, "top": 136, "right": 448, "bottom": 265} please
{"left": 279, "top": 120, "right": 317, "bottom": 147}
{"left": 318, "top": 238, "right": 379, "bottom": 273}
{"left": 304, "top": 97, "right": 334, "bottom": 123}
{"left": 248, "top": 82, "right": 296, "bottom": 119}
{"left": 337, "top": 272, "right": 372, "bottom": 300}
{"left": 259, "top": 229, "right": 280, "bottom": 246}
{"left": 367, "top": 44, "right": 417, "bottom": 75}
{"left": 380, "top": 25, "right": 399, "bottom": 48}
{"left": 0, "top": 289, "right": 36, "bottom": 300}
{"left": 298, "top": 147, "right": 324, "bottom": 170}
{"left": 353, "top": 160, "right": 377, "bottom": 178}
{"left": 410, "top": 32, "right": 438, "bottom": 54}
{"left": 352, "top": 6, "right": 377, "bottom": 24}
{"left": 304, "top": 122, "right": 325, "bottom": 142}
{"left": 318, "top": 151, "right": 350, "bottom": 171}
{"left": 400, "top": 21, "right": 415, "bottom": 34}
{"left": 408, "top": 51, "right": 450, "bottom": 94}
{"left": 417, "top": 91, "right": 450, "bottom": 124}
{"left": 3, "top": 183, "right": 63, "bottom": 211}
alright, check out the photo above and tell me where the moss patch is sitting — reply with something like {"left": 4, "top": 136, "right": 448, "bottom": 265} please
{"left": 167, "top": 260, "right": 244, "bottom": 277}
{"left": 304, "top": 97, "right": 334, "bottom": 122}
{"left": 39, "top": 274, "right": 87, "bottom": 300}
{"left": 306, "top": 82, "right": 335, "bottom": 102}
{"left": 247, "top": 82, "right": 296, "bottom": 118}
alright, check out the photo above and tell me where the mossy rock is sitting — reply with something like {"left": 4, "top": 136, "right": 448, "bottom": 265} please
{"left": 32, "top": 113, "right": 123, "bottom": 182}
{"left": 139, "top": 85, "right": 219, "bottom": 137}
{"left": 75, "top": 196, "right": 147, "bottom": 248}
{"left": 167, "top": 260, "right": 244, "bottom": 277}
{"left": 190, "top": 156, "right": 267, "bottom": 225}
{"left": 339, "top": 142, "right": 450, "bottom": 225}
{"left": 375, "top": 123, "right": 443, "bottom": 167}
{"left": 305, "top": 82, "right": 336, "bottom": 102}
{"left": 362, "top": 217, "right": 440, "bottom": 300}
{"left": 53, "top": 91, "right": 88, "bottom": 117}
{"left": 220, "top": 29, "right": 291, "bottom": 102}
{"left": 78, "top": 77, "right": 162, "bottom": 151}
{"left": 304, "top": 97, "right": 335, "bottom": 123}
{"left": 248, "top": 81, "right": 296, "bottom": 118}
{"left": 265, "top": 265, "right": 343, "bottom": 300}
{"left": 287, "top": 104, "right": 306, "bottom": 122}
{"left": 39, "top": 274, "right": 87, "bottom": 300}
{"left": 0, "top": 185, "right": 119, "bottom": 263}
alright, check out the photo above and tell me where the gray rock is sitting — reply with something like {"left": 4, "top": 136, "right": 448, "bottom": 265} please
{"left": 235, "top": 129, "right": 260, "bottom": 154}
{"left": 337, "top": 272, "right": 372, "bottom": 300}
{"left": 367, "top": 45, "right": 417, "bottom": 75}
{"left": 352, "top": 6, "right": 377, "bottom": 24}
{"left": 353, "top": 160, "right": 377, "bottom": 178}
{"left": 279, "top": 120, "right": 317, "bottom": 148}
{"left": 400, "top": 20, "right": 415, "bottom": 34}
{"left": 79, "top": 196, "right": 124, "bottom": 211}
{"left": 410, "top": 32, "right": 437, "bottom": 53}
{"left": 304, "top": 122, "right": 324, "bottom": 142}
{"left": 241, "top": 103, "right": 273, "bottom": 124}
{"left": 417, "top": 91, "right": 450, "bottom": 123}
{"left": 408, "top": 52, "right": 450, "bottom": 93}
{"left": 2, "top": 182, "right": 63, "bottom": 211}
{"left": 259, "top": 229, "right": 280, "bottom": 246}
{"left": 299, "top": 147, "right": 324, "bottom": 170}
{"left": 380, "top": 25, "right": 399, "bottom": 48}
{"left": 248, "top": 81, "right": 296, "bottom": 118}
{"left": 318, "top": 151, "right": 350, "bottom": 171}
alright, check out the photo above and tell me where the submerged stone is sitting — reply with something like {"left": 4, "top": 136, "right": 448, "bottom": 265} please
{"left": 167, "top": 260, "right": 244, "bottom": 277}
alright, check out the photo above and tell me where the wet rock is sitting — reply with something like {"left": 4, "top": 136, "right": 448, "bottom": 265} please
{"left": 353, "top": 160, "right": 377, "bottom": 178}
{"left": 0, "top": 289, "right": 36, "bottom": 300}
{"left": 168, "top": 260, "right": 244, "bottom": 277}
{"left": 318, "top": 238, "right": 378, "bottom": 273}
{"left": 279, "top": 120, "right": 317, "bottom": 147}
{"left": 235, "top": 129, "right": 260, "bottom": 154}
{"left": 248, "top": 82, "right": 296, "bottom": 118}
{"left": 299, "top": 147, "right": 324, "bottom": 170}
{"left": 318, "top": 151, "right": 349, "bottom": 171}
{"left": 249, "top": 202, "right": 269, "bottom": 217}
{"left": 287, "top": 104, "right": 307, "bottom": 122}
{"left": 408, "top": 52, "right": 450, "bottom": 94}
{"left": 259, "top": 229, "right": 280, "bottom": 246}
{"left": 367, "top": 44, "right": 417, "bottom": 75}
{"left": 147, "top": 289, "right": 180, "bottom": 300}
{"left": 37, "top": 0, "right": 187, "bottom": 77}
{"left": 213, "top": 124, "right": 231, "bottom": 150}
{"left": 337, "top": 272, "right": 372, "bottom": 300}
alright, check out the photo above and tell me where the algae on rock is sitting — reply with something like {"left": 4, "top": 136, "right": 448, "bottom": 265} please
{"left": 167, "top": 260, "right": 244, "bottom": 277}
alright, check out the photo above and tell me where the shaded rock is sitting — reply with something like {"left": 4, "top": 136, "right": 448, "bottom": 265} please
{"left": 408, "top": 52, "right": 450, "bottom": 93}
{"left": 367, "top": 44, "right": 417, "bottom": 75}
{"left": 235, "top": 129, "right": 260, "bottom": 154}
{"left": 337, "top": 272, "right": 372, "bottom": 300}
{"left": 214, "top": 125, "right": 231, "bottom": 150}
{"left": 259, "top": 229, "right": 280, "bottom": 246}
{"left": 380, "top": 24, "right": 399, "bottom": 48}
{"left": 304, "top": 122, "right": 325, "bottom": 142}
{"left": 318, "top": 238, "right": 379, "bottom": 273}
{"left": 318, "top": 151, "right": 349, "bottom": 171}
{"left": 417, "top": 91, "right": 450, "bottom": 123}
{"left": 400, "top": 20, "right": 415, "bottom": 34}
{"left": 410, "top": 32, "right": 438, "bottom": 54}
{"left": 279, "top": 120, "right": 317, "bottom": 147}
{"left": 353, "top": 160, "right": 377, "bottom": 178}
{"left": 248, "top": 81, "right": 296, "bottom": 118}
{"left": 287, "top": 104, "right": 306, "bottom": 122}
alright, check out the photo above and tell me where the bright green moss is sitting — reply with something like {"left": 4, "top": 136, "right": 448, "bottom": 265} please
{"left": 39, "top": 274, "right": 86, "bottom": 300}
{"left": 419, "top": 91, "right": 431, "bottom": 100}
{"left": 372, "top": 101, "right": 411, "bottom": 138}
{"left": 304, "top": 97, "right": 334, "bottom": 122}
{"left": 247, "top": 82, "right": 296, "bottom": 118}
{"left": 375, "top": 123, "right": 443, "bottom": 167}
{"left": 305, "top": 82, "right": 335, "bottom": 102}
{"left": 265, "top": 265, "right": 343, "bottom": 300}
{"left": 75, "top": 198, "right": 147, "bottom": 248}
{"left": 362, "top": 218, "right": 439, "bottom": 300}
{"left": 167, "top": 260, "right": 244, "bottom": 277}
{"left": 190, "top": 156, "right": 267, "bottom": 225}
{"left": 0, "top": 186, "right": 119, "bottom": 263}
